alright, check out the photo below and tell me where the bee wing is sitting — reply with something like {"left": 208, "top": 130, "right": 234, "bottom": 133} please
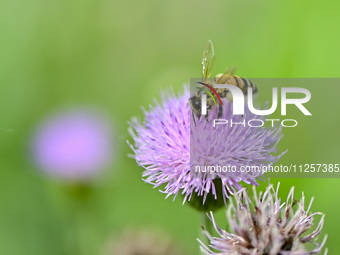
{"left": 215, "top": 66, "right": 237, "bottom": 84}
{"left": 223, "top": 66, "right": 237, "bottom": 76}
{"left": 202, "top": 40, "right": 215, "bottom": 81}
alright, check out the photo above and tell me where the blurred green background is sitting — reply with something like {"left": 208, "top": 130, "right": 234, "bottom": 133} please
{"left": 0, "top": 0, "right": 339, "bottom": 254}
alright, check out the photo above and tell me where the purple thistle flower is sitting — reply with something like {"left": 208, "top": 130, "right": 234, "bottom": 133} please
{"left": 128, "top": 87, "right": 285, "bottom": 205}
{"left": 31, "top": 109, "right": 114, "bottom": 180}
{"left": 199, "top": 183, "right": 327, "bottom": 255}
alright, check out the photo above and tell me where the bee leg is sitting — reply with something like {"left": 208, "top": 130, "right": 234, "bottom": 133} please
{"left": 226, "top": 92, "right": 233, "bottom": 102}
{"left": 205, "top": 111, "right": 209, "bottom": 122}
{"left": 218, "top": 104, "right": 223, "bottom": 118}
{"left": 192, "top": 111, "right": 197, "bottom": 126}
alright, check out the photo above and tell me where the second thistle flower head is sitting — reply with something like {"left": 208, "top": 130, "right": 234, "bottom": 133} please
{"left": 199, "top": 183, "right": 327, "bottom": 255}
{"left": 128, "top": 87, "right": 285, "bottom": 208}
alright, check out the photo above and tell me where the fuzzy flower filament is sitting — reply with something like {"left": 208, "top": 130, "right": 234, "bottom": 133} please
{"left": 128, "top": 87, "right": 285, "bottom": 206}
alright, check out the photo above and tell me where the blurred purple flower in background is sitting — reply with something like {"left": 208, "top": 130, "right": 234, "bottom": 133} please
{"left": 128, "top": 87, "right": 285, "bottom": 205}
{"left": 31, "top": 109, "right": 114, "bottom": 180}
{"left": 105, "top": 227, "right": 184, "bottom": 255}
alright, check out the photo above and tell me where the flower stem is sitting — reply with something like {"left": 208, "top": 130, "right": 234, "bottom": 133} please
{"left": 199, "top": 212, "right": 213, "bottom": 254}
{"left": 66, "top": 183, "right": 94, "bottom": 255}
